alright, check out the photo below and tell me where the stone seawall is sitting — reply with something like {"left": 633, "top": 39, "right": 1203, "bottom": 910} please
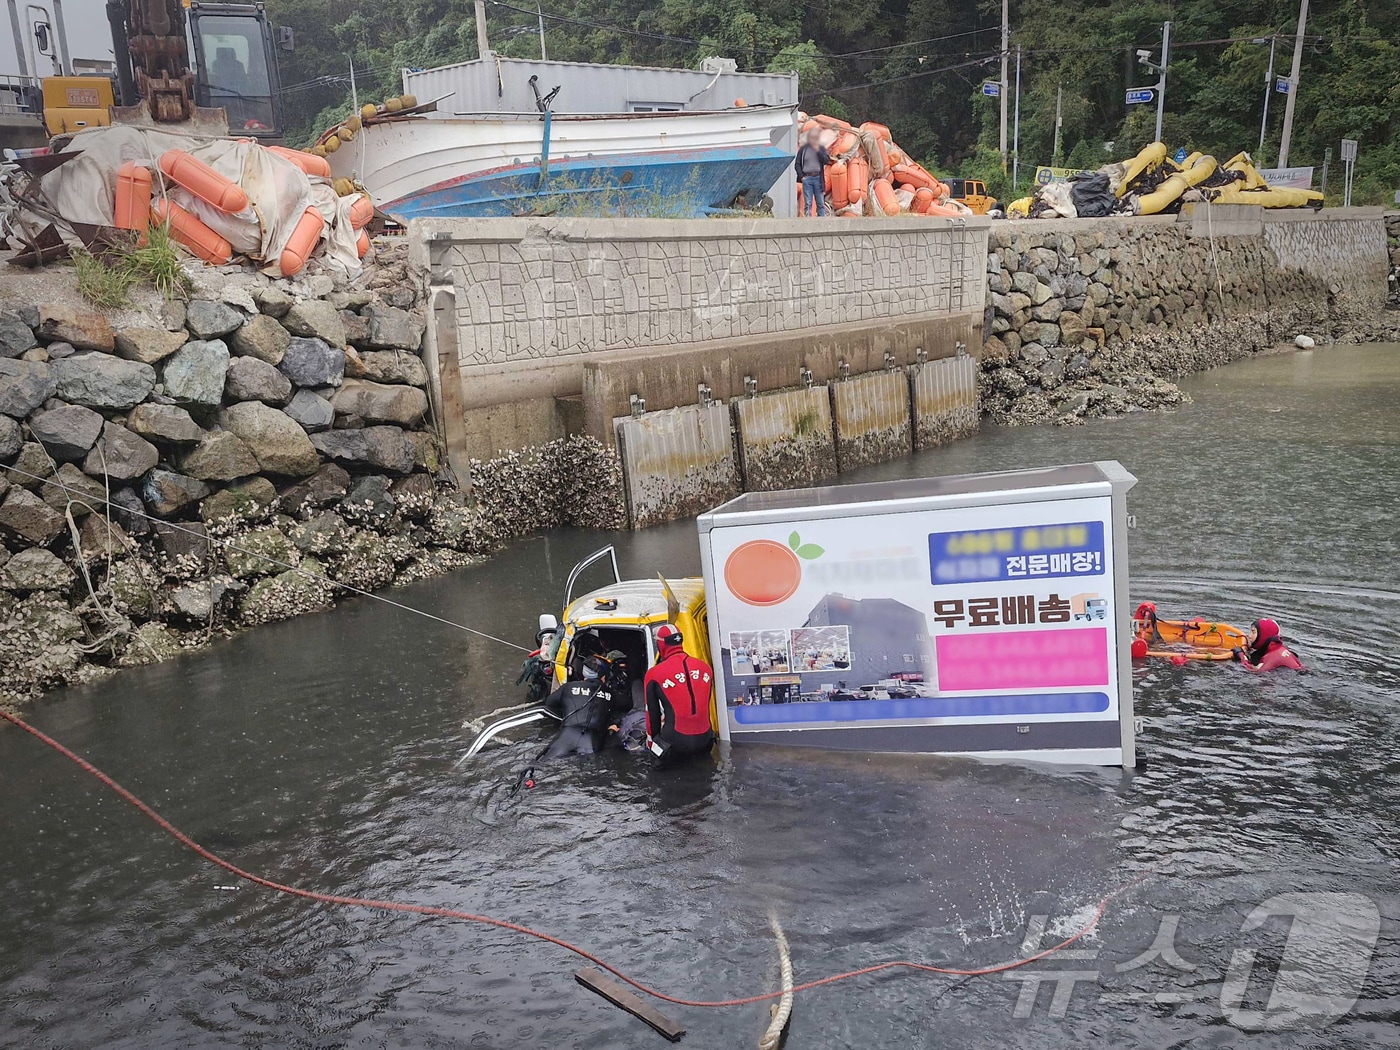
{"left": 0, "top": 245, "right": 623, "bottom": 711}
{"left": 981, "top": 207, "right": 1398, "bottom": 425}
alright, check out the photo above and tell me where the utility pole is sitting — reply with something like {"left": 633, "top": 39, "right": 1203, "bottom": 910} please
{"left": 1277, "top": 0, "right": 1309, "bottom": 167}
{"left": 474, "top": 0, "right": 491, "bottom": 60}
{"left": 1012, "top": 44, "right": 1022, "bottom": 193}
{"left": 536, "top": 0, "right": 547, "bottom": 60}
{"left": 999, "top": 0, "right": 1008, "bottom": 168}
{"left": 50, "top": 0, "right": 71, "bottom": 75}
{"left": 1154, "top": 21, "right": 1170, "bottom": 144}
{"left": 1256, "top": 35, "right": 1276, "bottom": 164}
{"left": 347, "top": 55, "right": 358, "bottom": 111}
{"left": 1052, "top": 82, "right": 1063, "bottom": 165}
{"left": 7, "top": 0, "right": 30, "bottom": 80}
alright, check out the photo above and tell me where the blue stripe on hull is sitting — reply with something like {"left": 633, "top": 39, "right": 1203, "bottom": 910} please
{"left": 386, "top": 145, "right": 792, "bottom": 220}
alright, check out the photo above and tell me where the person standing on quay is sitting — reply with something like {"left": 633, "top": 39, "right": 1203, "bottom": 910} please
{"left": 794, "top": 128, "right": 830, "bottom": 217}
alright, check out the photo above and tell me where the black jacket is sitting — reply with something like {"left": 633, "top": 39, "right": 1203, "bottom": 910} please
{"left": 544, "top": 679, "right": 612, "bottom": 732}
{"left": 793, "top": 143, "right": 831, "bottom": 179}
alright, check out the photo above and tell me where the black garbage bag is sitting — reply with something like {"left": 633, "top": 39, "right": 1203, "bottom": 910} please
{"left": 1069, "top": 172, "right": 1114, "bottom": 218}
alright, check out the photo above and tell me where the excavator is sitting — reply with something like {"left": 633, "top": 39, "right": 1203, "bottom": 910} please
{"left": 11, "top": 0, "right": 286, "bottom": 141}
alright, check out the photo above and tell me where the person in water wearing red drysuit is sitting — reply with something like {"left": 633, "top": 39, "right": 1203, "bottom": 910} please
{"left": 1234, "top": 618, "right": 1306, "bottom": 672}
{"left": 643, "top": 624, "right": 716, "bottom": 764}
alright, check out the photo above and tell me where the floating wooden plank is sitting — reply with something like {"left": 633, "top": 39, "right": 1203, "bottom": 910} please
{"left": 575, "top": 967, "right": 686, "bottom": 1042}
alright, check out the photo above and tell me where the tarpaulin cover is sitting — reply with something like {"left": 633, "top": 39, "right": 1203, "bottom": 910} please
{"left": 1069, "top": 172, "right": 1114, "bottom": 218}
{"left": 32, "top": 125, "right": 361, "bottom": 277}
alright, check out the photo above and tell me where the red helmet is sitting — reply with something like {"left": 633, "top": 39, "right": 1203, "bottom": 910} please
{"left": 1253, "top": 618, "right": 1281, "bottom": 645}
{"left": 1134, "top": 602, "right": 1157, "bottom": 621}
{"left": 655, "top": 624, "right": 684, "bottom": 650}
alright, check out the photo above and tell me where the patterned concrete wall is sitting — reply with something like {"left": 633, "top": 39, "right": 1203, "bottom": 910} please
{"left": 1262, "top": 211, "right": 1390, "bottom": 321}
{"left": 417, "top": 216, "right": 989, "bottom": 370}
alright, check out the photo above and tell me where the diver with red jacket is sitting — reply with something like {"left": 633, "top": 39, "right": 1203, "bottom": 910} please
{"left": 1234, "top": 618, "right": 1306, "bottom": 672}
{"left": 643, "top": 625, "right": 716, "bottom": 764}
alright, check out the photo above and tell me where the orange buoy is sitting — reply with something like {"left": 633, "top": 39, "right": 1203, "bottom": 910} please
{"left": 926, "top": 199, "right": 962, "bottom": 217}
{"left": 268, "top": 145, "right": 331, "bottom": 178}
{"left": 800, "top": 119, "right": 818, "bottom": 134}
{"left": 279, "top": 206, "right": 325, "bottom": 277}
{"left": 356, "top": 229, "right": 370, "bottom": 258}
{"left": 871, "top": 136, "right": 890, "bottom": 174}
{"left": 151, "top": 198, "right": 232, "bottom": 265}
{"left": 847, "top": 156, "right": 870, "bottom": 203}
{"left": 885, "top": 146, "right": 909, "bottom": 169}
{"left": 347, "top": 194, "right": 374, "bottom": 229}
{"left": 813, "top": 114, "right": 852, "bottom": 130}
{"left": 860, "top": 121, "right": 893, "bottom": 144}
{"left": 892, "top": 163, "right": 936, "bottom": 191}
{"left": 833, "top": 131, "right": 858, "bottom": 155}
{"left": 872, "top": 178, "right": 900, "bottom": 216}
{"left": 158, "top": 150, "right": 248, "bottom": 213}
{"left": 796, "top": 181, "right": 804, "bottom": 214}
{"left": 829, "top": 160, "right": 849, "bottom": 209}
{"left": 911, "top": 187, "right": 935, "bottom": 214}
{"left": 114, "top": 161, "right": 152, "bottom": 243}
{"left": 823, "top": 165, "right": 832, "bottom": 194}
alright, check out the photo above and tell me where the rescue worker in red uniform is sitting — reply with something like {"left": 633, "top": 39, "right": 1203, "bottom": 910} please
{"left": 643, "top": 624, "right": 716, "bottom": 764}
{"left": 1234, "top": 618, "right": 1306, "bottom": 672}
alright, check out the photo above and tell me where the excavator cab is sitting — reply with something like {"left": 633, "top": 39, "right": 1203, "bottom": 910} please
{"left": 188, "top": 2, "right": 282, "bottom": 137}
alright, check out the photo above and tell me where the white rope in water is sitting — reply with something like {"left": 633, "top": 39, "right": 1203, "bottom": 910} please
{"left": 759, "top": 912, "right": 794, "bottom": 1050}
{"left": 0, "top": 460, "right": 531, "bottom": 652}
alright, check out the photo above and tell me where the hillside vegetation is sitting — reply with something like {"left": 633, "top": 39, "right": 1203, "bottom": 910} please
{"left": 267, "top": 0, "right": 1398, "bottom": 204}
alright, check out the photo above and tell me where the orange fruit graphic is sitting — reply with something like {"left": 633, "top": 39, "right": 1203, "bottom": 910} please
{"left": 725, "top": 539, "right": 802, "bottom": 606}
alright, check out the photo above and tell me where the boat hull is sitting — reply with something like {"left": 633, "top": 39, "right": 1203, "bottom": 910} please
{"left": 328, "top": 108, "right": 795, "bottom": 220}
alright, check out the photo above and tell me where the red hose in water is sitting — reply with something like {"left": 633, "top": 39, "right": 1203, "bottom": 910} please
{"left": 0, "top": 709, "right": 1151, "bottom": 1009}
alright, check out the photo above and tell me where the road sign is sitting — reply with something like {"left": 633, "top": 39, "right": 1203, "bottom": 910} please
{"left": 1275, "top": 76, "right": 1291, "bottom": 94}
{"left": 982, "top": 81, "right": 1000, "bottom": 97}
{"left": 1173, "top": 147, "right": 1188, "bottom": 164}
{"left": 1340, "top": 138, "right": 1358, "bottom": 162}
{"left": 1125, "top": 87, "right": 1155, "bottom": 106}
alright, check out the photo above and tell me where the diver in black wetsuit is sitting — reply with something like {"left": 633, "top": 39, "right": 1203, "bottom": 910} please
{"left": 540, "top": 655, "right": 615, "bottom": 759}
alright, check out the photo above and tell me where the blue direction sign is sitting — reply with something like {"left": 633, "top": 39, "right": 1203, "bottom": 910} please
{"left": 1173, "top": 146, "right": 1188, "bottom": 163}
{"left": 1125, "top": 87, "right": 1156, "bottom": 105}
{"left": 982, "top": 81, "right": 1001, "bottom": 97}
{"left": 1275, "top": 76, "right": 1291, "bottom": 94}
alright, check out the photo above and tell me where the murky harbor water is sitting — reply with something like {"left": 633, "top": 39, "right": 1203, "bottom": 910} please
{"left": 2, "top": 345, "right": 1398, "bottom": 1048}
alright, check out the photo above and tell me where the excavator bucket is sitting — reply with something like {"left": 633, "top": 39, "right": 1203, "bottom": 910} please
{"left": 110, "top": 103, "right": 229, "bottom": 138}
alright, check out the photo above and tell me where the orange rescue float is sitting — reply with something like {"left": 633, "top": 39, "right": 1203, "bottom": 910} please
{"left": 347, "top": 194, "right": 374, "bottom": 229}
{"left": 859, "top": 121, "right": 893, "bottom": 143}
{"left": 892, "top": 163, "right": 936, "bottom": 191}
{"left": 846, "top": 156, "right": 870, "bottom": 203}
{"left": 152, "top": 199, "right": 232, "bottom": 265}
{"left": 356, "top": 230, "right": 370, "bottom": 258}
{"left": 828, "top": 160, "right": 849, "bottom": 210}
{"left": 267, "top": 145, "right": 331, "bottom": 178}
{"left": 832, "top": 130, "right": 858, "bottom": 155}
{"left": 158, "top": 150, "right": 248, "bottom": 213}
{"left": 911, "top": 187, "right": 935, "bottom": 214}
{"left": 279, "top": 206, "right": 325, "bottom": 277}
{"left": 114, "top": 161, "right": 152, "bottom": 242}
{"left": 871, "top": 178, "right": 900, "bottom": 216}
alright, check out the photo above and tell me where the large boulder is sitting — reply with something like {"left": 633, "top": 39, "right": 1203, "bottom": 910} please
{"left": 0, "top": 358, "right": 58, "bottom": 417}
{"left": 142, "top": 468, "right": 212, "bottom": 517}
{"left": 364, "top": 305, "right": 424, "bottom": 350}
{"left": 278, "top": 336, "right": 344, "bottom": 388}
{"left": 162, "top": 339, "right": 230, "bottom": 406}
{"left": 38, "top": 462, "right": 105, "bottom": 516}
{"left": 218, "top": 401, "right": 320, "bottom": 477}
{"left": 229, "top": 313, "right": 290, "bottom": 365}
{"left": 153, "top": 519, "right": 208, "bottom": 563}
{"left": 278, "top": 463, "right": 349, "bottom": 515}
{"left": 351, "top": 349, "right": 428, "bottom": 387}
{"left": 82, "top": 421, "right": 159, "bottom": 480}
{"left": 0, "top": 316, "right": 37, "bottom": 358}
{"left": 126, "top": 403, "right": 206, "bottom": 445}
{"left": 311, "top": 426, "right": 416, "bottom": 475}
{"left": 37, "top": 304, "right": 114, "bottom": 352}
{"left": 0, "top": 486, "right": 64, "bottom": 544}
{"left": 331, "top": 379, "right": 428, "bottom": 427}
{"left": 51, "top": 355, "right": 156, "bottom": 410}
{"left": 342, "top": 474, "right": 394, "bottom": 522}
{"left": 109, "top": 487, "right": 151, "bottom": 536}
{"left": 238, "top": 556, "right": 333, "bottom": 626}
{"left": 185, "top": 300, "right": 244, "bottom": 339}
{"left": 254, "top": 286, "right": 292, "bottom": 318}
{"left": 199, "top": 476, "right": 277, "bottom": 523}
{"left": 283, "top": 389, "right": 333, "bottom": 432}
{"left": 114, "top": 327, "right": 187, "bottom": 365}
{"left": 0, "top": 548, "right": 75, "bottom": 593}
{"left": 282, "top": 300, "right": 346, "bottom": 347}
{"left": 28, "top": 404, "right": 104, "bottom": 461}
{"left": 223, "top": 524, "right": 299, "bottom": 579}
{"left": 77, "top": 515, "right": 134, "bottom": 564}
{"left": 225, "top": 356, "right": 292, "bottom": 405}
{"left": 168, "top": 576, "right": 234, "bottom": 621}
{"left": 0, "top": 414, "right": 20, "bottom": 460}
{"left": 178, "top": 430, "right": 260, "bottom": 481}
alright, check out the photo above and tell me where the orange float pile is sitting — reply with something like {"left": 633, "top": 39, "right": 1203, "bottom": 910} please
{"left": 796, "top": 113, "right": 973, "bottom": 219}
